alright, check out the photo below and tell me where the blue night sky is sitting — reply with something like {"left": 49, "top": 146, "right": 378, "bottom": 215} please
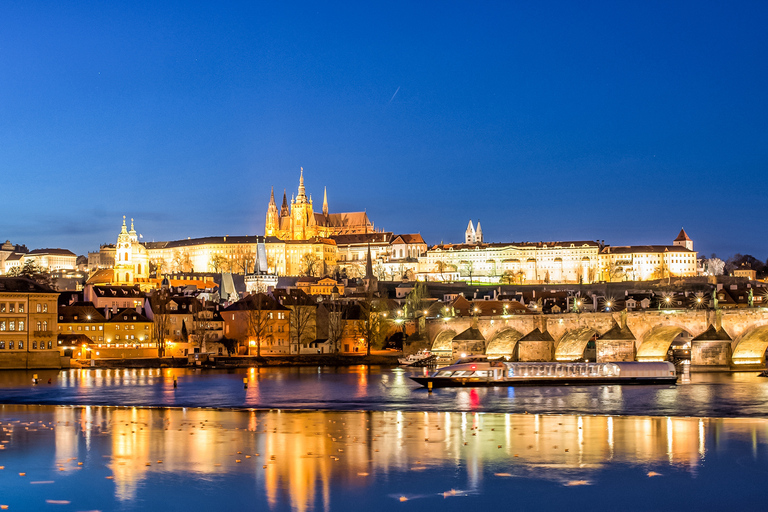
{"left": 1, "top": 1, "right": 767, "bottom": 259}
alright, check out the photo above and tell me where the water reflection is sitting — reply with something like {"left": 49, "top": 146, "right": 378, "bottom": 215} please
{"left": 2, "top": 368, "right": 768, "bottom": 419}
{"left": 1, "top": 406, "right": 767, "bottom": 511}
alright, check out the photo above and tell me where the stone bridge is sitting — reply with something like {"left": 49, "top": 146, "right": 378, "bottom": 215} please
{"left": 426, "top": 308, "right": 768, "bottom": 369}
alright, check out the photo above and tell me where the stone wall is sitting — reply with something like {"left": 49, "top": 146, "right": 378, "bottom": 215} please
{"left": 0, "top": 351, "right": 62, "bottom": 369}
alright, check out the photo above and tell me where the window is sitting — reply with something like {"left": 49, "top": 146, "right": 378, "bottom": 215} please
{"left": 18, "top": 304, "right": 24, "bottom": 313}
{"left": 116, "top": 335, "right": 120, "bottom": 340}
{"left": 43, "top": 321, "right": 47, "bottom": 331}
{"left": 9, "top": 304, "right": 14, "bottom": 313}
{"left": 19, "top": 321, "right": 24, "bottom": 331}
{"left": 0, "top": 304, "right": 4, "bottom": 313}
{"left": 36, "top": 321, "right": 42, "bottom": 331}
{"left": 0, "top": 341, "right": 4, "bottom": 349}
{"left": 32, "top": 341, "right": 37, "bottom": 349}
{"left": 9, "top": 321, "right": 14, "bottom": 331}
{"left": 18, "top": 341, "right": 23, "bottom": 349}
{"left": 43, "top": 304, "right": 48, "bottom": 313}
{"left": 48, "top": 341, "right": 52, "bottom": 349}
{"left": 36, "top": 304, "right": 42, "bottom": 313}
{"left": 0, "top": 321, "right": 4, "bottom": 331}
{"left": 8, "top": 341, "right": 13, "bottom": 350}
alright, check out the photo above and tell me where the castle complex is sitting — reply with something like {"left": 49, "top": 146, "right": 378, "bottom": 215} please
{"left": 74, "top": 169, "right": 699, "bottom": 284}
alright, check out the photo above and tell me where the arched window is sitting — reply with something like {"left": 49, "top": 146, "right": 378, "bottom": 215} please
{"left": 125, "top": 252, "right": 129, "bottom": 261}
{"left": 36, "top": 304, "right": 41, "bottom": 313}
{"left": 43, "top": 321, "right": 48, "bottom": 331}
{"left": 125, "top": 273, "right": 130, "bottom": 282}
{"left": 137, "top": 263, "right": 142, "bottom": 275}
{"left": 36, "top": 321, "right": 41, "bottom": 331}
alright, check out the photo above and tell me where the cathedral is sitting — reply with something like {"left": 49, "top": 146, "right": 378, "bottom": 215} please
{"left": 265, "top": 168, "right": 374, "bottom": 240}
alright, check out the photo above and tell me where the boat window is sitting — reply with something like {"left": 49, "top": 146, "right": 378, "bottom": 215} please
{"left": 437, "top": 371, "right": 454, "bottom": 377}
{"left": 507, "top": 366, "right": 515, "bottom": 377}
{"left": 474, "top": 371, "right": 488, "bottom": 377}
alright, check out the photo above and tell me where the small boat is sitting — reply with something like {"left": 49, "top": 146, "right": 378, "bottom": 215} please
{"left": 398, "top": 350, "right": 435, "bottom": 366}
{"left": 410, "top": 358, "right": 677, "bottom": 388}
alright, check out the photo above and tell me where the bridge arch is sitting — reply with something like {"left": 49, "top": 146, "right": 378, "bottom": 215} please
{"left": 431, "top": 329, "right": 457, "bottom": 355}
{"left": 636, "top": 325, "right": 692, "bottom": 361}
{"left": 732, "top": 325, "right": 768, "bottom": 365}
{"left": 554, "top": 326, "right": 598, "bottom": 362}
{"left": 486, "top": 328, "right": 524, "bottom": 359}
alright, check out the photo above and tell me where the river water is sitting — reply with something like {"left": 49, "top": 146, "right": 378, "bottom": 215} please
{"left": 1, "top": 367, "right": 767, "bottom": 511}
{"left": 1, "top": 367, "right": 768, "bottom": 417}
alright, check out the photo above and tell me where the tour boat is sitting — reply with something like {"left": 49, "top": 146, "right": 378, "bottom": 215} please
{"left": 410, "top": 358, "right": 677, "bottom": 388}
{"left": 398, "top": 350, "right": 435, "bottom": 366}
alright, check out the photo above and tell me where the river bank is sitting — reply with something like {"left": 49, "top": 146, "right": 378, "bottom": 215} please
{"left": 69, "top": 353, "right": 402, "bottom": 369}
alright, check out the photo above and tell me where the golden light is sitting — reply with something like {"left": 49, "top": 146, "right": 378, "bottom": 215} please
{"left": 249, "top": 340, "right": 256, "bottom": 347}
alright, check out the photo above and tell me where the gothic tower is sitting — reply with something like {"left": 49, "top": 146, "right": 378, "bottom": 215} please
{"left": 476, "top": 221, "right": 483, "bottom": 243}
{"left": 265, "top": 187, "right": 279, "bottom": 237}
{"left": 465, "top": 220, "right": 476, "bottom": 244}
{"left": 291, "top": 168, "right": 314, "bottom": 240}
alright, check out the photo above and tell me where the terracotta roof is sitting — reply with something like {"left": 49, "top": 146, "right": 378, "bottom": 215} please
{"left": 674, "top": 228, "right": 691, "bottom": 242}
{"left": 391, "top": 234, "right": 426, "bottom": 245}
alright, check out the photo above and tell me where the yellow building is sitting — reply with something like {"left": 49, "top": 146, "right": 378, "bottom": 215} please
{"left": 265, "top": 168, "right": 374, "bottom": 240}
{"left": 0, "top": 277, "right": 59, "bottom": 369}
{"left": 58, "top": 304, "right": 156, "bottom": 359}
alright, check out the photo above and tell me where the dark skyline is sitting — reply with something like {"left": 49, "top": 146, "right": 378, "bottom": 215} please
{"left": 2, "top": 1, "right": 766, "bottom": 259}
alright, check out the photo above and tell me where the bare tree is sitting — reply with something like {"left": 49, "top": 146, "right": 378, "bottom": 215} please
{"left": 288, "top": 303, "right": 315, "bottom": 353}
{"left": 209, "top": 254, "right": 229, "bottom": 273}
{"left": 246, "top": 294, "right": 270, "bottom": 356}
{"left": 171, "top": 250, "right": 193, "bottom": 273}
{"left": 148, "top": 288, "right": 171, "bottom": 357}
{"left": 325, "top": 302, "right": 345, "bottom": 353}
{"left": 355, "top": 292, "right": 391, "bottom": 356}
{"left": 301, "top": 253, "right": 322, "bottom": 277}
{"left": 460, "top": 260, "right": 475, "bottom": 285}
{"left": 232, "top": 248, "right": 256, "bottom": 275}
{"left": 150, "top": 257, "right": 169, "bottom": 277}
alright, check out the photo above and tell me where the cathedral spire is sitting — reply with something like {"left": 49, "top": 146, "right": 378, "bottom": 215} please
{"left": 297, "top": 167, "right": 306, "bottom": 201}
{"left": 322, "top": 186, "right": 328, "bottom": 215}
{"left": 269, "top": 186, "right": 276, "bottom": 206}
{"left": 281, "top": 189, "right": 289, "bottom": 216}
{"left": 121, "top": 215, "right": 128, "bottom": 234}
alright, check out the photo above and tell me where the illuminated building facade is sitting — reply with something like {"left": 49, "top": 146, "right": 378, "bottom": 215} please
{"left": 222, "top": 293, "right": 291, "bottom": 355}
{"left": 420, "top": 240, "right": 602, "bottom": 284}
{"left": 0, "top": 277, "right": 59, "bottom": 368}
{"left": 420, "top": 227, "right": 697, "bottom": 284}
